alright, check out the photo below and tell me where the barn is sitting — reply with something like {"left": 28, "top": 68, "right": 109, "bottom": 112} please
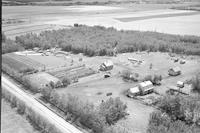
{"left": 99, "top": 60, "right": 114, "bottom": 71}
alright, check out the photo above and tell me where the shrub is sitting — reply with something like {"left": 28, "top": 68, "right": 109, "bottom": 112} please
{"left": 99, "top": 97, "right": 128, "bottom": 125}
{"left": 191, "top": 74, "right": 200, "bottom": 94}
{"left": 41, "top": 87, "right": 52, "bottom": 101}
{"left": 157, "top": 95, "right": 182, "bottom": 120}
{"left": 17, "top": 100, "right": 26, "bottom": 114}
{"left": 62, "top": 77, "right": 71, "bottom": 87}
{"left": 143, "top": 74, "right": 162, "bottom": 85}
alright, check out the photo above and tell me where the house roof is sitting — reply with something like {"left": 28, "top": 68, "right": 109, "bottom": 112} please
{"left": 170, "top": 66, "right": 181, "bottom": 72}
{"left": 139, "top": 81, "right": 153, "bottom": 88}
{"left": 103, "top": 60, "right": 113, "bottom": 67}
{"left": 129, "top": 87, "right": 140, "bottom": 94}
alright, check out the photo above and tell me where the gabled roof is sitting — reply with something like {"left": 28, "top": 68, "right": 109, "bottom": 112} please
{"left": 170, "top": 66, "right": 181, "bottom": 72}
{"left": 139, "top": 81, "right": 153, "bottom": 88}
{"left": 129, "top": 87, "right": 140, "bottom": 94}
{"left": 103, "top": 60, "right": 113, "bottom": 67}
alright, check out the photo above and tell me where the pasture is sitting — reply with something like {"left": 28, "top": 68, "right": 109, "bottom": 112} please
{"left": 1, "top": 100, "right": 38, "bottom": 133}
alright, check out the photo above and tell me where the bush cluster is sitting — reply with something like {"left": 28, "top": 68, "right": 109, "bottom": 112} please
{"left": 121, "top": 70, "right": 139, "bottom": 82}
{"left": 41, "top": 87, "right": 128, "bottom": 133}
{"left": 147, "top": 95, "right": 200, "bottom": 133}
{"left": 143, "top": 74, "right": 162, "bottom": 85}
{"left": 147, "top": 110, "right": 200, "bottom": 133}
{"left": 191, "top": 73, "right": 200, "bottom": 94}
{"left": 2, "top": 32, "right": 24, "bottom": 54}
{"left": 14, "top": 25, "right": 200, "bottom": 56}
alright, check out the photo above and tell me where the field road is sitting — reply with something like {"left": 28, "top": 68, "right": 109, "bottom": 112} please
{"left": 1, "top": 75, "right": 83, "bottom": 133}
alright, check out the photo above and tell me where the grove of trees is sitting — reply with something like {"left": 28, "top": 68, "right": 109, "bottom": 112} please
{"left": 12, "top": 25, "right": 200, "bottom": 56}
{"left": 2, "top": 32, "right": 24, "bottom": 54}
{"left": 40, "top": 87, "right": 128, "bottom": 133}
{"left": 147, "top": 94, "right": 200, "bottom": 133}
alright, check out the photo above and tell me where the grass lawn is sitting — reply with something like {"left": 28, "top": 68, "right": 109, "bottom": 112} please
{"left": 1, "top": 100, "right": 39, "bottom": 133}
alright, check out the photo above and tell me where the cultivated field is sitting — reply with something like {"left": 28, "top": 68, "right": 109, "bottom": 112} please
{"left": 3, "top": 3, "right": 200, "bottom": 38}
{"left": 2, "top": 53, "right": 45, "bottom": 72}
{"left": 1, "top": 100, "right": 39, "bottom": 133}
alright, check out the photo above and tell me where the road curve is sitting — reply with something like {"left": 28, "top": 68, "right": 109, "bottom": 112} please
{"left": 1, "top": 76, "right": 83, "bottom": 133}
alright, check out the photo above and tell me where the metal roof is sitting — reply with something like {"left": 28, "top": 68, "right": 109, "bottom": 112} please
{"left": 139, "top": 81, "right": 153, "bottom": 88}
{"left": 129, "top": 87, "right": 140, "bottom": 94}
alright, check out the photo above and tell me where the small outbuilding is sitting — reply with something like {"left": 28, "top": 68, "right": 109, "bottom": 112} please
{"left": 177, "top": 81, "right": 184, "bottom": 88}
{"left": 99, "top": 60, "right": 114, "bottom": 71}
{"left": 33, "top": 47, "right": 40, "bottom": 52}
{"left": 180, "top": 60, "right": 186, "bottom": 64}
{"left": 127, "top": 86, "right": 140, "bottom": 98}
{"left": 168, "top": 67, "right": 181, "bottom": 76}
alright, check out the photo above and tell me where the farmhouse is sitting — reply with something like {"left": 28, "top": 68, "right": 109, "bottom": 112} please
{"left": 138, "top": 81, "right": 154, "bottom": 95}
{"left": 127, "top": 81, "right": 154, "bottom": 97}
{"left": 168, "top": 67, "right": 181, "bottom": 76}
{"left": 99, "top": 60, "right": 114, "bottom": 71}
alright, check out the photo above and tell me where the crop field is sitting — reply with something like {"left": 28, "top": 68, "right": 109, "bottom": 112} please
{"left": 2, "top": 23, "right": 69, "bottom": 39}
{"left": 48, "top": 64, "right": 96, "bottom": 80}
{"left": 3, "top": 3, "right": 200, "bottom": 38}
{"left": 2, "top": 53, "right": 45, "bottom": 72}
{"left": 1, "top": 100, "right": 38, "bottom": 133}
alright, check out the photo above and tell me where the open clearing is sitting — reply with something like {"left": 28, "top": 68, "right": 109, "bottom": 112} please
{"left": 3, "top": 3, "right": 200, "bottom": 38}
{"left": 52, "top": 52, "right": 200, "bottom": 132}
{"left": 1, "top": 100, "right": 38, "bottom": 133}
{"left": 4, "top": 50, "right": 200, "bottom": 132}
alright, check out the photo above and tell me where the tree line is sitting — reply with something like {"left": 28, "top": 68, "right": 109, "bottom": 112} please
{"left": 41, "top": 86, "right": 128, "bottom": 133}
{"left": 2, "top": 88, "right": 62, "bottom": 133}
{"left": 3, "top": 25, "right": 200, "bottom": 56}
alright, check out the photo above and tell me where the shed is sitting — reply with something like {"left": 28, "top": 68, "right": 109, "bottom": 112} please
{"left": 139, "top": 81, "right": 154, "bottom": 95}
{"left": 127, "top": 87, "right": 140, "bottom": 98}
{"left": 180, "top": 60, "right": 186, "bottom": 64}
{"left": 177, "top": 81, "right": 184, "bottom": 88}
{"left": 99, "top": 60, "right": 113, "bottom": 71}
{"left": 168, "top": 67, "right": 181, "bottom": 76}
{"left": 33, "top": 47, "right": 40, "bottom": 52}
